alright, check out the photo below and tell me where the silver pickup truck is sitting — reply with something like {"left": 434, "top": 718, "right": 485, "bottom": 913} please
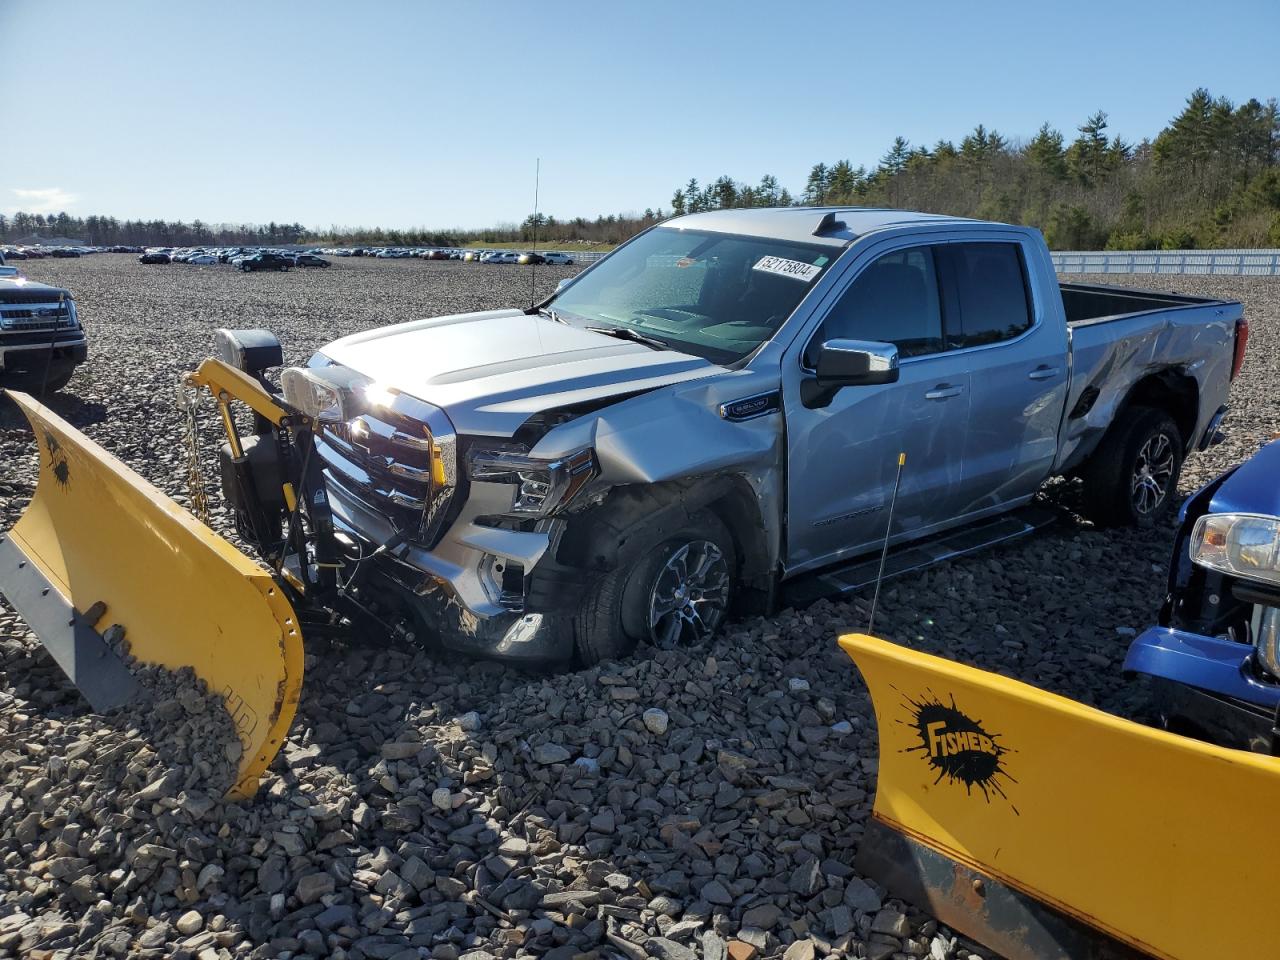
{"left": 239, "top": 208, "right": 1246, "bottom": 664}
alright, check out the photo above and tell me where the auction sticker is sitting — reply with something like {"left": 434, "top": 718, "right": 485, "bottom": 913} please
{"left": 753, "top": 255, "right": 822, "bottom": 282}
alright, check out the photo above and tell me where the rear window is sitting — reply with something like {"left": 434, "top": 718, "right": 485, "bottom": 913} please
{"left": 945, "top": 243, "right": 1032, "bottom": 347}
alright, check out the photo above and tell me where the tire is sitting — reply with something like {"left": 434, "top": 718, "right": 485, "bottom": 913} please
{"left": 573, "top": 508, "right": 736, "bottom": 665}
{"left": 241, "top": 264, "right": 250, "bottom": 272}
{"left": 1080, "top": 405, "right": 1183, "bottom": 527}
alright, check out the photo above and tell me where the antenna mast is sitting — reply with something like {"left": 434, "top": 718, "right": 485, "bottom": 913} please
{"left": 529, "top": 157, "right": 540, "bottom": 308}
{"left": 867, "top": 452, "right": 906, "bottom": 634}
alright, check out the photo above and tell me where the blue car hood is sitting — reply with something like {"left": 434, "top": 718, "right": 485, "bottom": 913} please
{"left": 1209, "top": 438, "right": 1280, "bottom": 517}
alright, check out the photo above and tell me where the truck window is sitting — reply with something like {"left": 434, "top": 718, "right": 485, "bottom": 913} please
{"left": 945, "top": 242, "right": 1032, "bottom": 347}
{"left": 806, "top": 246, "right": 944, "bottom": 363}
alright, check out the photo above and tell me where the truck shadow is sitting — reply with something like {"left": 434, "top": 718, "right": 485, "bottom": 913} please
{"left": 0, "top": 390, "right": 108, "bottom": 432}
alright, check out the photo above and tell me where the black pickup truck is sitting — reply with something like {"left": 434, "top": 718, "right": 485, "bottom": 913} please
{"left": 0, "top": 253, "right": 88, "bottom": 393}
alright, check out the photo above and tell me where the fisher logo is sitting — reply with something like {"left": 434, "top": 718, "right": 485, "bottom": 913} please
{"left": 900, "top": 690, "right": 1017, "bottom": 811}
{"left": 43, "top": 430, "right": 71, "bottom": 489}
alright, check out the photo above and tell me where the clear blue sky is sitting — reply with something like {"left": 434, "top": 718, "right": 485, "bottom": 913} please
{"left": 2, "top": 0, "right": 1276, "bottom": 230}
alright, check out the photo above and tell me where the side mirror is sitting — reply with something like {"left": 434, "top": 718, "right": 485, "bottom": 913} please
{"left": 803, "top": 338, "right": 899, "bottom": 408}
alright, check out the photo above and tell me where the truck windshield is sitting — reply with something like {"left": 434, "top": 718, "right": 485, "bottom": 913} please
{"left": 549, "top": 227, "right": 839, "bottom": 364}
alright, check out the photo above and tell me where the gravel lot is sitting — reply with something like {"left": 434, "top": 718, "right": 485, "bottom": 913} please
{"left": 0, "top": 256, "right": 1275, "bottom": 960}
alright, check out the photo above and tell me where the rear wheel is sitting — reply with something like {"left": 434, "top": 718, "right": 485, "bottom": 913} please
{"left": 574, "top": 508, "right": 735, "bottom": 665}
{"left": 1080, "top": 406, "right": 1183, "bottom": 527}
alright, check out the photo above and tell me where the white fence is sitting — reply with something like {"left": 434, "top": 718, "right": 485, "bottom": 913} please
{"left": 566, "top": 249, "right": 1280, "bottom": 275}
{"left": 1052, "top": 250, "right": 1280, "bottom": 276}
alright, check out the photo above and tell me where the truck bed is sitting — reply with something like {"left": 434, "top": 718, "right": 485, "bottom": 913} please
{"left": 1060, "top": 281, "right": 1229, "bottom": 326}
{"left": 1054, "top": 282, "right": 1243, "bottom": 474}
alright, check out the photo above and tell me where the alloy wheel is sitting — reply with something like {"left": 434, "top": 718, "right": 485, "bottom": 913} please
{"left": 647, "top": 540, "right": 730, "bottom": 648}
{"left": 1131, "top": 432, "right": 1175, "bottom": 516}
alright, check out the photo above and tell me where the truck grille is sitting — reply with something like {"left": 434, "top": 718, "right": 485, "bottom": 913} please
{"left": 313, "top": 396, "right": 457, "bottom": 545}
{"left": 0, "top": 302, "right": 75, "bottom": 331}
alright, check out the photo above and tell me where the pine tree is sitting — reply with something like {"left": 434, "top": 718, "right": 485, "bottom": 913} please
{"left": 803, "top": 163, "right": 830, "bottom": 205}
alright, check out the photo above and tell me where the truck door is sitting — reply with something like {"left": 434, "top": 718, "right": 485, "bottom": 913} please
{"left": 784, "top": 244, "right": 972, "bottom": 574}
{"left": 937, "top": 241, "right": 1067, "bottom": 511}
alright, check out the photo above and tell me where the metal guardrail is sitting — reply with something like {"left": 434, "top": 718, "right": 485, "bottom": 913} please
{"left": 1052, "top": 250, "right": 1280, "bottom": 276}
{"left": 568, "top": 249, "right": 1280, "bottom": 274}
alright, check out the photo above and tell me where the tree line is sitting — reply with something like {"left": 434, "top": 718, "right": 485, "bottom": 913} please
{"left": 670, "top": 89, "right": 1280, "bottom": 249}
{"left": 0, "top": 209, "right": 668, "bottom": 249}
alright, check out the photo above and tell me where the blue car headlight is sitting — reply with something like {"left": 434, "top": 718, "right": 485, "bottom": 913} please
{"left": 1191, "top": 513, "right": 1280, "bottom": 587}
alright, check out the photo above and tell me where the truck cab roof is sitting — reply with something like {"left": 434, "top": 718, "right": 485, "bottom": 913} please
{"left": 665, "top": 206, "right": 995, "bottom": 247}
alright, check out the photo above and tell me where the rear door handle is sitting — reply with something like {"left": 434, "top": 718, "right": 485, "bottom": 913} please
{"left": 924, "top": 384, "right": 963, "bottom": 400}
{"left": 1028, "top": 366, "right": 1061, "bottom": 381}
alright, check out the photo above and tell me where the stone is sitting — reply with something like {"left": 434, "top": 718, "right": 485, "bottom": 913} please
{"left": 843, "top": 877, "right": 882, "bottom": 912}
{"left": 700, "top": 879, "right": 733, "bottom": 906}
{"left": 741, "top": 903, "right": 781, "bottom": 929}
{"left": 789, "top": 859, "right": 821, "bottom": 896}
{"left": 458, "top": 711, "right": 482, "bottom": 731}
{"left": 727, "top": 941, "right": 758, "bottom": 960}
{"left": 870, "top": 908, "right": 911, "bottom": 937}
{"left": 783, "top": 940, "right": 815, "bottom": 960}
{"left": 296, "top": 872, "right": 336, "bottom": 905}
{"left": 533, "top": 742, "right": 571, "bottom": 765}
{"left": 646, "top": 937, "right": 696, "bottom": 960}
{"left": 642, "top": 708, "right": 670, "bottom": 735}
{"left": 175, "top": 910, "right": 203, "bottom": 935}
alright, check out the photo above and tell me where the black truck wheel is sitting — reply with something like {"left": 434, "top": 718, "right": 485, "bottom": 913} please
{"left": 1080, "top": 405, "right": 1183, "bottom": 527}
{"left": 574, "top": 507, "right": 735, "bottom": 665}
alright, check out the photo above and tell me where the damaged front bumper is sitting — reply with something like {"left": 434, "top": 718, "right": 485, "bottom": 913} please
{"left": 1124, "top": 626, "right": 1280, "bottom": 748}
{"left": 326, "top": 474, "right": 577, "bottom": 662}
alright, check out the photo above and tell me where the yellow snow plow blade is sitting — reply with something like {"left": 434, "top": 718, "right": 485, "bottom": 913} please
{"left": 0, "top": 390, "right": 303, "bottom": 798}
{"left": 840, "top": 632, "right": 1280, "bottom": 960}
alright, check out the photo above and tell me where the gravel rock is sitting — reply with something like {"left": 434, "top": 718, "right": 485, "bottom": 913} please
{"left": 1, "top": 263, "right": 1275, "bottom": 957}
{"left": 642, "top": 706, "right": 670, "bottom": 735}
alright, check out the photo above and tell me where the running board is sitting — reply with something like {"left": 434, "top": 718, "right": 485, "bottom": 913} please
{"left": 783, "top": 505, "right": 1060, "bottom": 608}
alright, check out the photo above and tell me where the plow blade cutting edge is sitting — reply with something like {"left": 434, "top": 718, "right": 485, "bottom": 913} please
{"left": 840, "top": 632, "right": 1280, "bottom": 960}
{"left": 0, "top": 390, "right": 303, "bottom": 798}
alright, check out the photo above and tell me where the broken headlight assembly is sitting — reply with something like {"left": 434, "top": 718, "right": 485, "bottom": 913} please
{"left": 1191, "top": 513, "right": 1280, "bottom": 588}
{"left": 467, "top": 445, "right": 597, "bottom": 517}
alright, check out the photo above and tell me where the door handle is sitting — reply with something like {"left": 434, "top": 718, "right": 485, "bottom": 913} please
{"left": 924, "top": 384, "right": 963, "bottom": 400}
{"left": 1028, "top": 366, "right": 1061, "bottom": 381}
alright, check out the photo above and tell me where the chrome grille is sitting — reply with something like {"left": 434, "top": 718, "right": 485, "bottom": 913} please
{"left": 0, "top": 302, "right": 75, "bottom": 331}
{"left": 314, "top": 391, "right": 457, "bottom": 545}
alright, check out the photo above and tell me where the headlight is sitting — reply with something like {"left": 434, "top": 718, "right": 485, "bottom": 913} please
{"left": 281, "top": 365, "right": 371, "bottom": 423}
{"left": 1190, "top": 513, "right": 1280, "bottom": 587}
{"left": 468, "top": 445, "right": 597, "bottom": 517}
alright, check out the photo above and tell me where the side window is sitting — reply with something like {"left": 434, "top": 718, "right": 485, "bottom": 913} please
{"left": 807, "top": 246, "right": 944, "bottom": 363}
{"left": 946, "top": 242, "right": 1032, "bottom": 347}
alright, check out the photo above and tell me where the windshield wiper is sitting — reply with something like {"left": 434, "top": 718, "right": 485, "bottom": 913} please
{"left": 585, "top": 325, "right": 669, "bottom": 351}
{"left": 537, "top": 306, "right": 568, "bottom": 324}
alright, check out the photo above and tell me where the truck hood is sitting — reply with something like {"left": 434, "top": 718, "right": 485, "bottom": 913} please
{"left": 0, "top": 278, "right": 73, "bottom": 302}
{"left": 1209, "top": 438, "right": 1280, "bottom": 518}
{"left": 319, "top": 308, "right": 726, "bottom": 436}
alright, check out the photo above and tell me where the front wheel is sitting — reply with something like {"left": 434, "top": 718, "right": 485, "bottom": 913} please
{"left": 1080, "top": 406, "right": 1183, "bottom": 527}
{"left": 574, "top": 508, "right": 735, "bottom": 665}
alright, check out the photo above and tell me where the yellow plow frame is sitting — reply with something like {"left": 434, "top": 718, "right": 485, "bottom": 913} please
{"left": 0, "top": 389, "right": 303, "bottom": 798}
{"left": 840, "top": 632, "right": 1280, "bottom": 960}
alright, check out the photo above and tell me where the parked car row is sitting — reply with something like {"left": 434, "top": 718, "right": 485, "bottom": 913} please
{"left": 314, "top": 246, "right": 577, "bottom": 264}
{"left": 137, "top": 247, "right": 331, "bottom": 270}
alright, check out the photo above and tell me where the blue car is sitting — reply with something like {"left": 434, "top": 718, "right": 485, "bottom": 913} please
{"left": 1125, "top": 439, "right": 1280, "bottom": 750}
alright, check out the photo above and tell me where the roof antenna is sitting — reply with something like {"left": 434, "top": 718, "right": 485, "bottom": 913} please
{"left": 867, "top": 452, "right": 906, "bottom": 634}
{"left": 529, "top": 157, "right": 541, "bottom": 309}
